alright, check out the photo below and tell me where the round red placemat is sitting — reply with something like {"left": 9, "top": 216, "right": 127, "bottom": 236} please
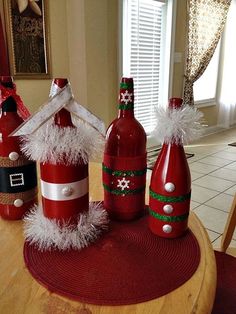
{"left": 24, "top": 214, "right": 200, "bottom": 305}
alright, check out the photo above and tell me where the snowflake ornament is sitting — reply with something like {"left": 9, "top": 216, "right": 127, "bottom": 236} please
{"left": 120, "top": 90, "right": 132, "bottom": 105}
{"left": 117, "top": 177, "right": 130, "bottom": 191}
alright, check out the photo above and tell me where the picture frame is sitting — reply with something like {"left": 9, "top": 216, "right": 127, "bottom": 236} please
{"left": 3, "top": 0, "right": 51, "bottom": 79}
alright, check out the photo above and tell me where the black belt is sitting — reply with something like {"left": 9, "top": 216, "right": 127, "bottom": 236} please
{"left": 0, "top": 162, "right": 37, "bottom": 193}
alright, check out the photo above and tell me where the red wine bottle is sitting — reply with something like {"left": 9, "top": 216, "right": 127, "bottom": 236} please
{"left": 0, "top": 76, "right": 37, "bottom": 220}
{"left": 149, "top": 98, "right": 191, "bottom": 238}
{"left": 103, "top": 77, "right": 147, "bottom": 221}
{"left": 40, "top": 78, "right": 89, "bottom": 223}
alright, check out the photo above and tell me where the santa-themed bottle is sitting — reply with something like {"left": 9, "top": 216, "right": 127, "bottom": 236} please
{"left": 103, "top": 77, "right": 147, "bottom": 221}
{"left": 149, "top": 98, "right": 191, "bottom": 238}
{"left": 40, "top": 78, "right": 89, "bottom": 223}
{"left": 0, "top": 77, "right": 37, "bottom": 220}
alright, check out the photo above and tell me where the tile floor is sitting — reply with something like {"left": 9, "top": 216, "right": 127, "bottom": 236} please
{"left": 185, "top": 127, "right": 236, "bottom": 249}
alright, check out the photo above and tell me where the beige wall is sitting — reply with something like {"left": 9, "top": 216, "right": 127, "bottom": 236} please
{"left": 66, "top": 0, "right": 87, "bottom": 106}
{"left": 1, "top": 0, "right": 218, "bottom": 127}
{"left": 172, "top": 0, "right": 187, "bottom": 98}
{"left": 200, "top": 106, "right": 219, "bottom": 126}
{"left": 67, "top": 0, "right": 118, "bottom": 126}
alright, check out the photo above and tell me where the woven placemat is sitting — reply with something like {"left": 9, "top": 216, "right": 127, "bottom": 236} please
{"left": 24, "top": 214, "right": 200, "bottom": 306}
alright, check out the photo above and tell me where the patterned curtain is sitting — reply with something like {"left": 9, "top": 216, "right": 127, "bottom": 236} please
{"left": 183, "top": 0, "right": 231, "bottom": 105}
{"left": 0, "top": 13, "right": 10, "bottom": 75}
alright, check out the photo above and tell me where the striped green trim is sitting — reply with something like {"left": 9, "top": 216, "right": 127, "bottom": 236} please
{"left": 149, "top": 208, "right": 189, "bottom": 222}
{"left": 149, "top": 188, "right": 191, "bottom": 203}
{"left": 103, "top": 183, "right": 145, "bottom": 196}
{"left": 118, "top": 103, "right": 134, "bottom": 110}
{"left": 102, "top": 163, "right": 146, "bottom": 177}
{"left": 120, "top": 82, "right": 133, "bottom": 89}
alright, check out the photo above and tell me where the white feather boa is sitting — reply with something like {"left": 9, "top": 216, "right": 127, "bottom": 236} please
{"left": 21, "top": 120, "right": 105, "bottom": 165}
{"left": 24, "top": 202, "right": 108, "bottom": 251}
{"left": 152, "top": 105, "right": 204, "bottom": 144}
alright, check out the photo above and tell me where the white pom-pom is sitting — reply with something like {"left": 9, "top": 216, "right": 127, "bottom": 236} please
{"left": 21, "top": 120, "right": 105, "bottom": 165}
{"left": 152, "top": 105, "right": 204, "bottom": 144}
{"left": 24, "top": 202, "right": 108, "bottom": 251}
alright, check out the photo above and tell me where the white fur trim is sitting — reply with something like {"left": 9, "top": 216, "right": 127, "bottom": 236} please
{"left": 24, "top": 202, "right": 108, "bottom": 251}
{"left": 21, "top": 121, "right": 105, "bottom": 165}
{"left": 152, "top": 105, "right": 205, "bottom": 144}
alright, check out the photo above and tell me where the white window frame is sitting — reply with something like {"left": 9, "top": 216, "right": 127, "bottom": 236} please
{"left": 119, "top": 0, "right": 176, "bottom": 138}
{"left": 194, "top": 41, "right": 222, "bottom": 109}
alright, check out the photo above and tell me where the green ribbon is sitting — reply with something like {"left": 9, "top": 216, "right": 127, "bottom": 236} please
{"left": 149, "top": 208, "right": 189, "bottom": 222}
{"left": 118, "top": 103, "right": 134, "bottom": 110}
{"left": 120, "top": 82, "right": 133, "bottom": 89}
{"left": 149, "top": 188, "right": 191, "bottom": 203}
{"left": 102, "top": 163, "right": 146, "bottom": 177}
{"left": 103, "top": 183, "right": 145, "bottom": 195}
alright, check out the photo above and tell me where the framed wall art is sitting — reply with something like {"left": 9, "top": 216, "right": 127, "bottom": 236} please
{"left": 3, "top": 0, "right": 51, "bottom": 79}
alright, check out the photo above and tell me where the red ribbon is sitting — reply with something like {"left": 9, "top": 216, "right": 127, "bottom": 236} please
{"left": 0, "top": 84, "right": 31, "bottom": 120}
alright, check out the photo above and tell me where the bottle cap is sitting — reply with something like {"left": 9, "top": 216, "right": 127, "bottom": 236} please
{"left": 168, "top": 98, "right": 183, "bottom": 109}
{"left": 120, "top": 77, "right": 133, "bottom": 89}
{"left": 53, "top": 78, "right": 68, "bottom": 88}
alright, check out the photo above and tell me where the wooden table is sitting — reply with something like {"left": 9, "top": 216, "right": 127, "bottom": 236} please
{"left": 0, "top": 163, "right": 217, "bottom": 314}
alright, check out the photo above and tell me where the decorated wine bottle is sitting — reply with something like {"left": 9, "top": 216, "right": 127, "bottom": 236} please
{"left": 0, "top": 76, "right": 37, "bottom": 219}
{"left": 21, "top": 78, "right": 107, "bottom": 251}
{"left": 40, "top": 78, "right": 89, "bottom": 223}
{"left": 103, "top": 77, "right": 147, "bottom": 221}
{"left": 149, "top": 98, "right": 191, "bottom": 238}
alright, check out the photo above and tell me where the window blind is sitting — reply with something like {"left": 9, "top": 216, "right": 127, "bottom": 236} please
{"left": 123, "top": 0, "right": 167, "bottom": 133}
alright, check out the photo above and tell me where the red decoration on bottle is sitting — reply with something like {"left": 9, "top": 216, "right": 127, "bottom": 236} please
{"left": 40, "top": 78, "right": 89, "bottom": 223}
{"left": 40, "top": 163, "right": 89, "bottom": 223}
{"left": 149, "top": 98, "right": 191, "bottom": 238}
{"left": 0, "top": 78, "right": 37, "bottom": 220}
{"left": 0, "top": 76, "right": 31, "bottom": 120}
{"left": 103, "top": 77, "right": 147, "bottom": 221}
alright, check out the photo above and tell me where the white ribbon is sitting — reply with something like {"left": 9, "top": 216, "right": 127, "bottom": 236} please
{"left": 41, "top": 177, "right": 88, "bottom": 201}
{"left": 11, "top": 82, "right": 105, "bottom": 136}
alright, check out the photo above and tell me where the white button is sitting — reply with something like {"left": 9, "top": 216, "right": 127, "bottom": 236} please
{"left": 163, "top": 204, "right": 173, "bottom": 214}
{"left": 9, "top": 152, "right": 19, "bottom": 161}
{"left": 14, "top": 199, "right": 23, "bottom": 207}
{"left": 164, "top": 182, "right": 175, "bottom": 192}
{"left": 162, "top": 224, "right": 172, "bottom": 233}
{"left": 62, "top": 186, "right": 73, "bottom": 197}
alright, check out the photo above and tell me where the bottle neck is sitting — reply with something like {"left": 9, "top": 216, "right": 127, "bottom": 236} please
{"left": 0, "top": 80, "right": 15, "bottom": 112}
{"left": 1, "top": 96, "right": 17, "bottom": 114}
{"left": 54, "top": 108, "right": 74, "bottom": 127}
{"left": 168, "top": 98, "right": 183, "bottom": 109}
{"left": 118, "top": 79, "right": 135, "bottom": 118}
{"left": 50, "top": 78, "right": 74, "bottom": 127}
{"left": 163, "top": 141, "right": 184, "bottom": 148}
{"left": 1, "top": 82, "right": 14, "bottom": 89}
{"left": 118, "top": 108, "right": 134, "bottom": 118}
{"left": 0, "top": 76, "right": 14, "bottom": 89}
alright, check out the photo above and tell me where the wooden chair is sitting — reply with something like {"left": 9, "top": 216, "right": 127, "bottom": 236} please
{"left": 220, "top": 193, "right": 236, "bottom": 256}
{"left": 211, "top": 194, "right": 236, "bottom": 314}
